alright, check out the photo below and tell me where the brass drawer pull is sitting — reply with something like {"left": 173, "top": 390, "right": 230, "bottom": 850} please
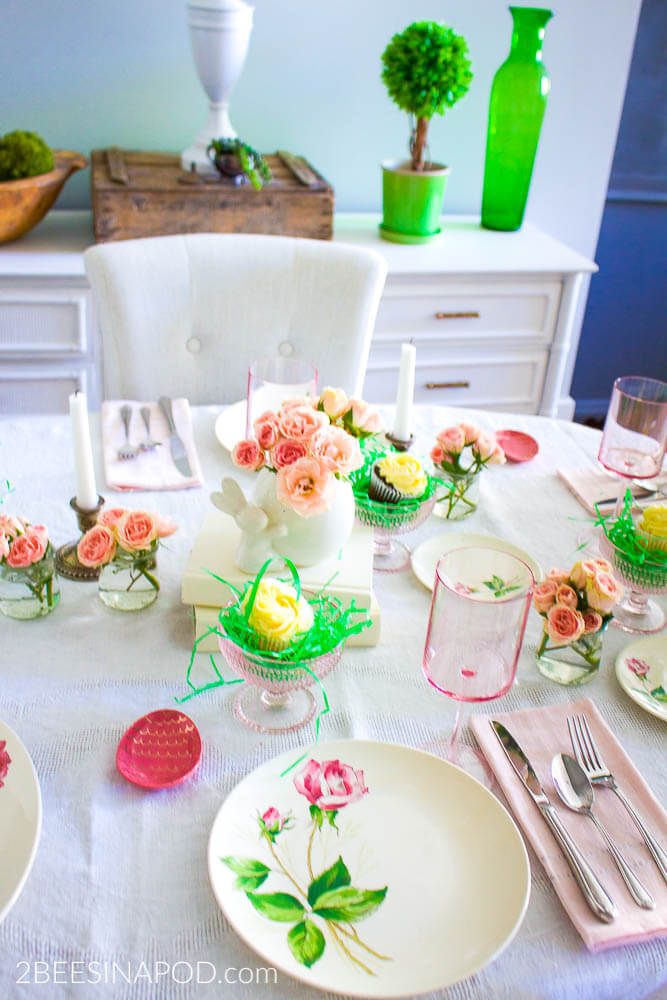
{"left": 434, "top": 310, "right": 480, "bottom": 319}
{"left": 426, "top": 380, "right": 471, "bottom": 390}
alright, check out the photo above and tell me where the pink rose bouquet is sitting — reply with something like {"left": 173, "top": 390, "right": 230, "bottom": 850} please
{"left": 317, "top": 386, "right": 384, "bottom": 439}
{"left": 0, "top": 516, "right": 59, "bottom": 617}
{"left": 232, "top": 393, "right": 368, "bottom": 518}
{"left": 534, "top": 558, "right": 623, "bottom": 680}
{"left": 430, "top": 421, "right": 505, "bottom": 520}
{"left": 78, "top": 507, "right": 177, "bottom": 606}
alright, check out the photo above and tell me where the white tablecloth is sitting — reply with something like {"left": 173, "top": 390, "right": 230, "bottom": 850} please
{"left": 0, "top": 404, "right": 665, "bottom": 1000}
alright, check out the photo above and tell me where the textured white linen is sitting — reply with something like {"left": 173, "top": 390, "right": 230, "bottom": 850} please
{"left": 0, "top": 405, "right": 665, "bottom": 1000}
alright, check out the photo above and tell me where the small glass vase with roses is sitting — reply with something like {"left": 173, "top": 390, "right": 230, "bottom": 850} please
{"left": 532, "top": 558, "right": 624, "bottom": 686}
{"left": 0, "top": 515, "right": 60, "bottom": 619}
{"left": 430, "top": 422, "right": 505, "bottom": 520}
{"left": 77, "top": 508, "right": 177, "bottom": 611}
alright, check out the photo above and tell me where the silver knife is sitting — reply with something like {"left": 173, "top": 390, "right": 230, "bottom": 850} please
{"left": 158, "top": 397, "right": 192, "bottom": 477}
{"left": 491, "top": 721, "right": 617, "bottom": 924}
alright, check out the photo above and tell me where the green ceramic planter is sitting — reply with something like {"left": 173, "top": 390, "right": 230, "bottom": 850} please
{"left": 380, "top": 160, "right": 450, "bottom": 244}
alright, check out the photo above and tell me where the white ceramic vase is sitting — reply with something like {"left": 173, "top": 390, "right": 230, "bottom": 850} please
{"left": 181, "top": 0, "right": 254, "bottom": 174}
{"left": 250, "top": 468, "right": 355, "bottom": 568}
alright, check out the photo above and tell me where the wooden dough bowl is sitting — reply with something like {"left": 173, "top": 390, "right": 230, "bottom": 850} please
{"left": 0, "top": 150, "right": 87, "bottom": 243}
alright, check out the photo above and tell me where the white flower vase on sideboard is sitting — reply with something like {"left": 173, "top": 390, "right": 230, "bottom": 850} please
{"left": 252, "top": 468, "right": 355, "bottom": 568}
{"left": 181, "top": 0, "right": 254, "bottom": 175}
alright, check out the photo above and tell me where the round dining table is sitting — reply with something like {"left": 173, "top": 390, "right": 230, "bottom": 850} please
{"left": 0, "top": 402, "right": 665, "bottom": 1000}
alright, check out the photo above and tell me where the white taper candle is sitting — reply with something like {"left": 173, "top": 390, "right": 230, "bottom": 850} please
{"left": 392, "top": 342, "right": 416, "bottom": 440}
{"left": 69, "top": 391, "right": 98, "bottom": 510}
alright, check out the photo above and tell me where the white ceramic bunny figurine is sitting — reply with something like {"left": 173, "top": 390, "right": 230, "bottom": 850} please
{"left": 210, "top": 478, "right": 287, "bottom": 573}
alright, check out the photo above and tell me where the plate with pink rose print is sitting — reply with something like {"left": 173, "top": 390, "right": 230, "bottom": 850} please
{"left": 208, "top": 738, "right": 530, "bottom": 997}
{"left": 0, "top": 719, "right": 42, "bottom": 924}
{"left": 616, "top": 636, "right": 667, "bottom": 722}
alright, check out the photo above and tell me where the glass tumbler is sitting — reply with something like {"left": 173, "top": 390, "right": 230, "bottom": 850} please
{"left": 246, "top": 357, "right": 318, "bottom": 436}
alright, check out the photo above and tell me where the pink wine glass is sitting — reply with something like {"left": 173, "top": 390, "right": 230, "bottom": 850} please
{"left": 246, "top": 357, "right": 318, "bottom": 436}
{"left": 422, "top": 546, "right": 534, "bottom": 787}
{"left": 598, "top": 376, "right": 667, "bottom": 513}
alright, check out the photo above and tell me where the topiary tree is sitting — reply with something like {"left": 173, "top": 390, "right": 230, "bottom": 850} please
{"left": 381, "top": 21, "right": 473, "bottom": 172}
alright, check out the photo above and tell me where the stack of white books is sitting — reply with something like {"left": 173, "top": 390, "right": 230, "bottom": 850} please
{"left": 181, "top": 509, "right": 380, "bottom": 653}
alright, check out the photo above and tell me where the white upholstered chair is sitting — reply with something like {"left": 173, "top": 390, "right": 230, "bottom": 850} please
{"left": 84, "top": 232, "right": 387, "bottom": 403}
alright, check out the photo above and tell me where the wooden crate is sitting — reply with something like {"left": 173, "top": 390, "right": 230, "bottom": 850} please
{"left": 90, "top": 149, "right": 334, "bottom": 242}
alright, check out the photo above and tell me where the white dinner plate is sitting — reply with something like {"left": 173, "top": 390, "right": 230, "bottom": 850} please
{"left": 208, "top": 738, "right": 530, "bottom": 997}
{"left": 615, "top": 636, "right": 667, "bottom": 723}
{"left": 214, "top": 400, "right": 247, "bottom": 451}
{"left": 0, "top": 719, "right": 42, "bottom": 923}
{"left": 411, "top": 532, "right": 543, "bottom": 593}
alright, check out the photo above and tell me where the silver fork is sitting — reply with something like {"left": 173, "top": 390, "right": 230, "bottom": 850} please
{"left": 139, "top": 405, "right": 160, "bottom": 451}
{"left": 568, "top": 714, "right": 667, "bottom": 882}
{"left": 117, "top": 404, "right": 139, "bottom": 460}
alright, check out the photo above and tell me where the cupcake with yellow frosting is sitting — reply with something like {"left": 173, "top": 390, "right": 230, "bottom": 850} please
{"left": 241, "top": 577, "right": 314, "bottom": 651}
{"left": 637, "top": 504, "right": 667, "bottom": 555}
{"left": 369, "top": 452, "right": 428, "bottom": 504}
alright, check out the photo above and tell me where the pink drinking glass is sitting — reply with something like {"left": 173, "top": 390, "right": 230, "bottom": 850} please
{"left": 246, "top": 357, "right": 318, "bottom": 436}
{"left": 598, "top": 376, "right": 667, "bottom": 510}
{"left": 422, "top": 546, "right": 534, "bottom": 787}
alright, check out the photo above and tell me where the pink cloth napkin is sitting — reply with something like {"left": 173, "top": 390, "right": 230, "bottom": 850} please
{"left": 471, "top": 698, "right": 667, "bottom": 951}
{"left": 102, "top": 399, "right": 203, "bottom": 491}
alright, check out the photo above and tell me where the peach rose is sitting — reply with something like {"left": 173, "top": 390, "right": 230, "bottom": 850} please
{"left": 545, "top": 605, "right": 585, "bottom": 646}
{"left": 532, "top": 579, "right": 558, "bottom": 613}
{"left": 348, "top": 399, "right": 383, "bottom": 434}
{"left": 271, "top": 438, "right": 308, "bottom": 469}
{"left": 430, "top": 444, "right": 446, "bottom": 467}
{"left": 155, "top": 514, "right": 178, "bottom": 538}
{"left": 6, "top": 532, "right": 46, "bottom": 568}
{"left": 555, "top": 584, "right": 578, "bottom": 609}
{"left": 276, "top": 456, "right": 334, "bottom": 517}
{"left": 77, "top": 524, "right": 116, "bottom": 568}
{"left": 0, "top": 514, "right": 23, "bottom": 538}
{"left": 280, "top": 396, "right": 317, "bottom": 412}
{"left": 253, "top": 411, "right": 280, "bottom": 451}
{"left": 319, "top": 387, "right": 348, "bottom": 420}
{"left": 278, "top": 404, "right": 329, "bottom": 441}
{"left": 98, "top": 507, "right": 127, "bottom": 528}
{"left": 487, "top": 443, "right": 506, "bottom": 466}
{"left": 232, "top": 439, "right": 266, "bottom": 472}
{"left": 585, "top": 570, "right": 624, "bottom": 615}
{"left": 569, "top": 560, "right": 597, "bottom": 590}
{"left": 436, "top": 425, "right": 466, "bottom": 456}
{"left": 458, "top": 422, "right": 481, "bottom": 445}
{"left": 472, "top": 431, "right": 496, "bottom": 462}
{"left": 116, "top": 511, "right": 157, "bottom": 553}
{"left": 583, "top": 610, "right": 604, "bottom": 634}
{"left": 591, "top": 558, "right": 613, "bottom": 574}
{"left": 0, "top": 532, "right": 9, "bottom": 560}
{"left": 310, "top": 426, "right": 363, "bottom": 475}
{"left": 547, "top": 567, "right": 571, "bottom": 585}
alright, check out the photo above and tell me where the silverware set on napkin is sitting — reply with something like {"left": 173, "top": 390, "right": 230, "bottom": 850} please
{"left": 492, "top": 714, "right": 666, "bottom": 923}
{"left": 115, "top": 399, "right": 192, "bottom": 478}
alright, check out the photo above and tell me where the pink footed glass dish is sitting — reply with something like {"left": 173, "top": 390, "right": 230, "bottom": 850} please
{"left": 217, "top": 635, "right": 343, "bottom": 733}
{"left": 353, "top": 492, "right": 437, "bottom": 572}
{"left": 599, "top": 532, "right": 667, "bottom": 634}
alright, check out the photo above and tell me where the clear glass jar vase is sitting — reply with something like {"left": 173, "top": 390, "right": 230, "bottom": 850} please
{"left": 98, "top": 552, "right": 159, "bottom": 611}
{"left": 433, "top": 470, "right": 480, "bottom": 520}
{"left": 0, "top": 547, "right": 60, "bottom": 620}
{"left": 535, "top": 625, "right": 606, "bottom": 686}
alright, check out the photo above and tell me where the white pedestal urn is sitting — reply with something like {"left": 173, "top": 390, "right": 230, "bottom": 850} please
{"left": 252, "top": 468, "right": 355, "bottom": 568}
{"left": 181, "top": 0, "right": 254, "bottom": 175}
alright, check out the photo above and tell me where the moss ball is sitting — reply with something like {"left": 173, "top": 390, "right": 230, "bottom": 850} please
{"left": 0, "top": 130, "right": 54, "bottom": 181}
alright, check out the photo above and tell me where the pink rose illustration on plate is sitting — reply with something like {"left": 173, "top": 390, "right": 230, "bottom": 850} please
{"left": 0, "top": 739, "right": 11, "bottom": 788}
{"left": 221, "top": 757, "right": 386, "bottom": 975}
{"left": 627, "top": 657, "right": 650, "bottom": 678}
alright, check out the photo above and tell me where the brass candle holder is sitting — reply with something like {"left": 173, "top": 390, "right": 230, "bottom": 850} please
{"left": 386, "top": 431, "right": 414, "bottom": 452}
{"left": 55, "top": 495, "right": 105, "bottom": 581}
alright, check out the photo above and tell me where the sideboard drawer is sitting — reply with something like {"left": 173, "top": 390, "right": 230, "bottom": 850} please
{"left": 375, "top": 279, "right": 561, "bottom": 343}
{"left": 0, "top": 364, "right": 95, "bottom": 414}
{"left": 0, "top": 285, "right": 91, "bottom": 355}
{"left": 364, "top": 349, "right": 548, "bottom": 412}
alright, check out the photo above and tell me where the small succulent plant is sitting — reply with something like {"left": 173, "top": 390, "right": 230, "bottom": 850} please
{"left": 207, "top": 138, "right": 272, "bottom": 190}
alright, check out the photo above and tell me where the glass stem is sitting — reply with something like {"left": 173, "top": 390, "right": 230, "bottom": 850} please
{"left": 448, "top": 702, "right": 468, "bottom": 766}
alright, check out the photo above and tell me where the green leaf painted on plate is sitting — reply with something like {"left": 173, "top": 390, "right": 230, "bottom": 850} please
{"left": 307, "top": 856, "right": 351, "bottom": 908}
{"left": 245, "top": 891, "right": 306, "bottom": 922}
{"left": 649, "top": 685, "right": 667, "bottom": 702}
{"left": 287, "top": 919, "right": 326, "bottom": 967}
{"left": 221, "top": 856, "right": 270, "bottom": 891}
{"left": 312, "top": 886, "right": 388, "bottom": 922}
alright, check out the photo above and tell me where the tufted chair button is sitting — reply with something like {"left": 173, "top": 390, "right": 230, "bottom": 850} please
{"left": 186, "top": 336, "right": 202, "bottom": 354}
{"left": 278, "top": 340, "right": 294, "bottom": 357}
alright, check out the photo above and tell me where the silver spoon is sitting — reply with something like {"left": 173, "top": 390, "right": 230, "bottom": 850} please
{"left": 551, "top": 753, "right": 655, "bottom": 909}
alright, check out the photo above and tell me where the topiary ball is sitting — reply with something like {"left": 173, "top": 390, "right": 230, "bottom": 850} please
{"left": 0, "top": 130, "right": 55, "bottom": 182}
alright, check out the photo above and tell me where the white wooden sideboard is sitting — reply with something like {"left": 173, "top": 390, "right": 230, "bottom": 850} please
{"left": 0, "top": 211, "right": 596, "bottom": 417}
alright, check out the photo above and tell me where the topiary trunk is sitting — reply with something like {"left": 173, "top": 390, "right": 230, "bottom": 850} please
{"left": 410, "top": 117, "right": 429, "bottom": 171}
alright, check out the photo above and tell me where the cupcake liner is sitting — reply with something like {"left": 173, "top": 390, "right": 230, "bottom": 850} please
{"left": 369, "top": 465, "right": 402, "bottom": 504}
{"left": 636, "top": 527, "right": 667, "bottom": 555}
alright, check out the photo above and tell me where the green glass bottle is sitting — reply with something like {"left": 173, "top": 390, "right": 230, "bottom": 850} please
{"left": 481, "top": 7, "right": 553, "bottom": 231}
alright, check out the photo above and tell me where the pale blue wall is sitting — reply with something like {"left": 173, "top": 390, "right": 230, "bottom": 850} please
{"left": 2, "top": 0, "right": 642, "bottom": 259}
